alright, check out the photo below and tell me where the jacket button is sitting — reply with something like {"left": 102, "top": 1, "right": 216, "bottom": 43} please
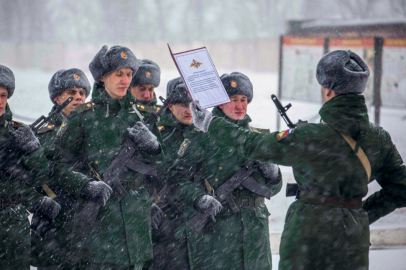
{"left": 99, "top": 150, "right": 102, "bottom": 153}
{"left": 95, "top": 161, "right": 99, "bottom": 165}
{"left": 219, "top": 167, "right": 222, "bottom": 170}
{"left": 215, "top": 178, "right": 219, "bottom": 182}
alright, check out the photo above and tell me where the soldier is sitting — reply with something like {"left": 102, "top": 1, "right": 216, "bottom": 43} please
{"left": 149, "top": 78, "right": 221, "bottom": 270}
{"left": 31, "top": 68, "right": 92, "bottom": 269}
{"left": 188, "top": 72, "right": 282, "bottom": 270}
{"left": 54, "top": 45, "right": 163, "bottom": 269}
{"left": 129, "top": 59, "right": 162, "bottom": 119}
{"left": 0, "top": 65, "right": 61, "bottom": 269}
{"left": 191, "top": 51, "right": 406, "bottom": 269}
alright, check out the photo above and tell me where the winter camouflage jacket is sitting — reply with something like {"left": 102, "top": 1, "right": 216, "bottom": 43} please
{"left": 31, "top": 106, "right": 77, "bottom": 268}
{"left": 0, "top": 104, "right": 50, "bottom": 269}
{"left": 187, "top": 107, "right": 282, "bottom": 270}
{"left": 54, "top": 84, "right": 160, "bottom": 268}
{"left": 206, "top": 94, "right": 406, "bottom": 270}
{"left": 149, "top": 107, "right": 206, "bottom": 270}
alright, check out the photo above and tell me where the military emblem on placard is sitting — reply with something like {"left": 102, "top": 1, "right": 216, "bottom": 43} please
{"left": 190, "top": 59, "right": 202, "bottom": 69}
{"left": 121, "top": 52, "right": 127, "bottom": 59}
{"left": 276, "top": 129, "right": 293, "bottom": 140}
{"left": 146, "top": 71, "right": 151, "bottom": 77}
{"left": 177, "top": 138, "right": 191, "bottom": 157}
{"left": 231, "top": 81, "right": 237, "bottom": 87}
{"left": 74, "top": 74, "right": 80, "bottom": 80}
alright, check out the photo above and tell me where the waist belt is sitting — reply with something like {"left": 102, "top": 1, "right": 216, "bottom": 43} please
{"left": 297, "top": 190, "right": 362, "bottom": 209}
{"left": 0, "top": 195, "right": 22, "bottom": 210}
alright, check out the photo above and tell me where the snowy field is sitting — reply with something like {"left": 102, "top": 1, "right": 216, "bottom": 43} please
{"left": 6, "top": 66, "right": 406, "bottom": 268}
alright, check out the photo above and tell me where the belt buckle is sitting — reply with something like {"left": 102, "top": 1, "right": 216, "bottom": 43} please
{"left": 239, "top": 196, "right": 250, "bottom": 208}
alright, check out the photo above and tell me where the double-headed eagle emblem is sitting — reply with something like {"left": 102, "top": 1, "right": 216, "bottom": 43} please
{"left": 190, "top": 59, "right": 202, "bottom": 69}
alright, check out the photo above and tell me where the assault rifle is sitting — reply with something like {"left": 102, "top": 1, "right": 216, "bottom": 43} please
{"left": 271, "top": 94, "right": 297, "bottom": 129}
{"left": 271, "top": 94, "right": 300, "bottom": 197}
{"left": 187, "top": 160, "right": 274, "bottom": 234}
{"left": 71, "top": 96, "right": 168, "bottom": 264}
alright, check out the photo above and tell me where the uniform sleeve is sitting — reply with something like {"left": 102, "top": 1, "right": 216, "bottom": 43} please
{"left": 362, "top": 133, "right": 406, "bottom": 224}
{"left": 52, "top": 113, "right": 90, "bottom": 197}
{"left": 208, "top": 117, "right": 303, "bottom": 166}
{"left": 20, "top": 146, "right": 51, "bottom": 189}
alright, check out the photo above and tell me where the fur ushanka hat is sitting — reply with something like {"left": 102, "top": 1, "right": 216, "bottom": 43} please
{"left": 316, "top": 50, "right": 370, "bottom": 94}
{"left": 130, "top": 59, "right": 161, "bottom": 87}
{"left": 89, "top": 45, "right": 139, "bottom": 83}
{"left": 166, "top": 77, "right": 192, "bottom": 104}
{"left": 0, "top": 65, "right": 15, "bottom": 98}
{"left": 220, "top": 72, "right": 253, "bottom": 103}
{"left": 48, "top": 68, "right": 91, "bottom": 103}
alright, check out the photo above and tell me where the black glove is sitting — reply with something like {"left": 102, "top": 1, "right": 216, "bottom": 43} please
{"left": 195, "top": 195, "right": 222, "bottom": 217}
{"left": 80, "top": 181, "right": 113, "bottom": 206}
{"left": 257, "top": 161, "right": 282, "bottom": 185}
{"left": 151, "top": 203, "right": 163, "bottom": 230}
{"left": 128, "top": 122, "right": 161, "bottom": 155}
{"left": 9, "top": 125, "right": 40, "bottom": 155}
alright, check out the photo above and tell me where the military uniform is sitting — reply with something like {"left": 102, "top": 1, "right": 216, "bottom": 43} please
{"left": 31, "top": 106, "right": 77, "bottom": 269}
{"left": 55, "top": 84, "right": 159, "bottom": 269}
{"left": 206, "top": 95, "right": 406, "bottom": 270}
{"left": 187, "top": 107, "right": 282, "bottom": 270}
{"left": 148, "top": 107, "right": 206, "bottom": 270}
{"left": 0, "top": 104, "right": 50, "bottom": 269}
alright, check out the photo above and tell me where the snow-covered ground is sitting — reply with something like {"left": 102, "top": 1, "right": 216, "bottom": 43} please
{"left": 6, "top": 66, "right": 406, "bottom": 267}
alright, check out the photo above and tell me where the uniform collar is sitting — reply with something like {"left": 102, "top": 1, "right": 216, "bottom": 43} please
{"left": 91, "top": 82, "right": 136, "bottom": 112}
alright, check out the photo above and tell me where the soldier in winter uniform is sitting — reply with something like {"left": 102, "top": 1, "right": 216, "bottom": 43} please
{"left": 0, "top": 65, "right": 61, "bottom": 269}
{"left": 149, "top": 77, "right": 221, "bottom": 270}
{"left": 191, "top": 51, "right": 406, "bottom": 270}
{"left": 129, "top": 59, "right": 162, "bottom": 119}
{"left": 188, "top": 72, "right": 283, "bottom": 270}
{"left": 31, "top": 68, "right": 92, "bottom": 269}
{"left": 54, "top": 45, "right": 163, "bottom": 269}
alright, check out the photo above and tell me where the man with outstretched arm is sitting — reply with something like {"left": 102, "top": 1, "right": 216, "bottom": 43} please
{"left": 190, "top": 51, "right": 406, "bottom": 269}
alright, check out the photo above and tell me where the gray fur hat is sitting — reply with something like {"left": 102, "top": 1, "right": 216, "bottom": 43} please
{"left": 220, "top": 72, "right": 253, "bottom": 103}
{"left": 166, "top": 77, "right": 192, "bottom": 104}
{"left": 316, "top": 50, "right": 370, "bottom": 94}
{"left": 48, "top": 68, "right": 91, "bottom": 103}
{"left": 0, "top": 65, "right": 15, "bottom": 98}
{"left": 130, "top": 59, "right": 161, "bottom": 87}
{"left": 89, "top": 45, "right": 139, "bottom": 82}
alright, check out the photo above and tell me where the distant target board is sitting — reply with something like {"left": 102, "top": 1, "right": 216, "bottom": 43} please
{"left": 329, "top": 39, "right": 375, "bottom": 103}
{"left": 281, "top": 37, "right": 324, "bottom": 102}
{"left": 381, "top": 39, "right": 406, "bottom": 108}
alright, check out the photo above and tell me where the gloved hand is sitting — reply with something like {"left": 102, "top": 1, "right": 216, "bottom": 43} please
{"left": 128, "top": 122, "right": 161, "bottom": 155}
{"left": 80, "top": 181, "right": 113, "bottom": 206}
{"left": 9, "top": 125, "right": 40, "bottom": 155}
{"left": 195, "top": 195, "right": 222, "bottom": 217}
{"left": 256, "top": 161, "right": 282, "bottom": 185}
{"left": 31, "top": 196, "right": 61, "bottom": 221}
{"left": 151, "top": 203, "right": 163, "bottom": 230}
{"left": 190, "top": 101, "right": 214, "bottom": 132}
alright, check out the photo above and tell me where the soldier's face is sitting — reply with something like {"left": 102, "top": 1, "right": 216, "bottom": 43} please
{"left": 130, "top": 84, "right": 155, "bottom": 103}
{"left": 219, "top": 94, "right": 248, "bottom": 120}
{"left": 169, "top": 103, "right": 193, "bottom": 125}
{"left": 54, "top": 87, "right": 87, "bottom": 117}
{"left": 101, "top": 67, "right": 133, "bottom": 99}
{"left": 0, "top": 88, "right": 8, "bottom": 117}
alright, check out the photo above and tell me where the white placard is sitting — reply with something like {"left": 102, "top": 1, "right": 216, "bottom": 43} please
{"left": 169, "top": 45, "right": 230, "bottom": 108}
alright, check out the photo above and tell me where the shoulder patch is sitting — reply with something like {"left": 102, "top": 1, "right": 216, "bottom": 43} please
{"left": 177, "top": 138, "right": 191, "bottom": 157}
{"left": 276, "top": 129, "right": 294, "bottom": 140}
{"left": 56, "top": 119, "right": 70, "bottom": 137}
{"left": 74, "top": 102, "right": 96, "bottom": 113}
{"left": 37, "top": 124, "right": 56, "bottom": 134}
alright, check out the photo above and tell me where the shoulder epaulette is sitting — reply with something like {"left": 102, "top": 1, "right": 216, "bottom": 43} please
{"left": 249, "top": 125, "right": 270, "bottom": 134}
{"left": 158, "top": 125, "right": 165, "bottom": 131}
{"left": 135, "top": 103, "right": 158, "bottom": 113}
{"left": 37, "top": 123, "right": 56, "bottom": 134}
{"left": 75, "top": 102, "right": 96, "bottom": 113}
{"left": 156, "top": 105, "right": 163, "bottom": 111}
{"left": 11, "top": 121, "right": 23, "bottom": 128}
